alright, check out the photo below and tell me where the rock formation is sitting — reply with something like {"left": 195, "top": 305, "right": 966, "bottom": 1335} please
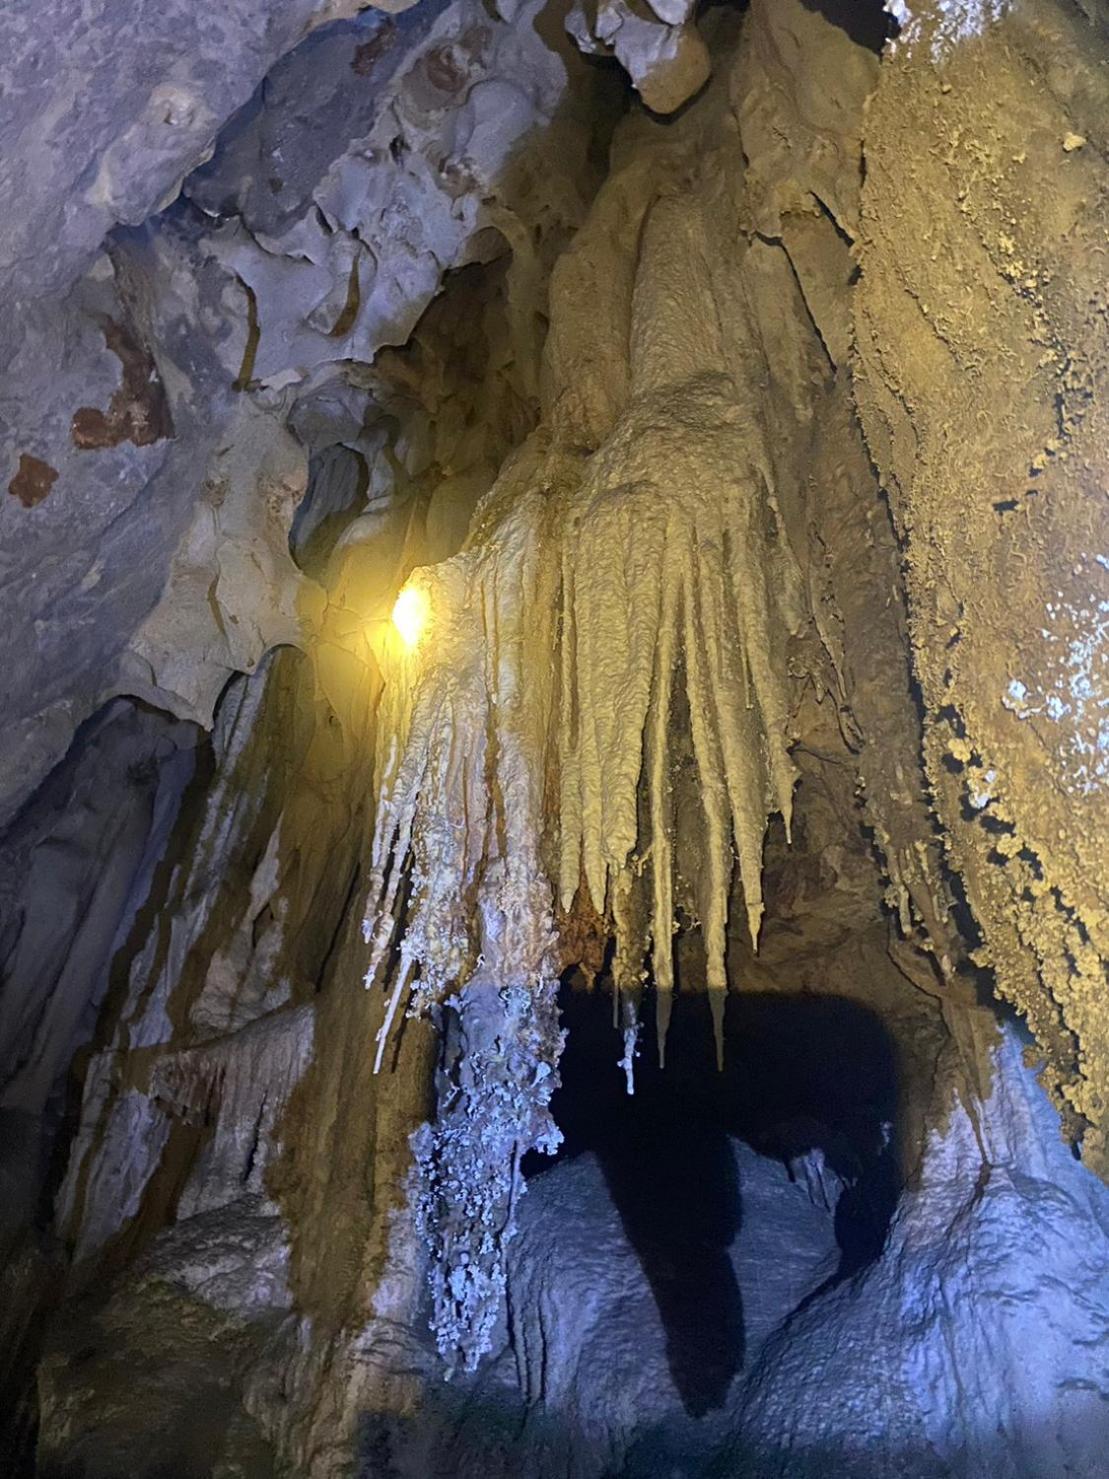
{"left": 1, "top": 0, "right": 1107, "bottom": 1474}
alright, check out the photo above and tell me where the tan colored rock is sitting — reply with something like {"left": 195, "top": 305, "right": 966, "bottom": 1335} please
{"left": 567, "top": 0, "right": 711, "bottom": 114}
{"left": 853, "top": 0, "right": 1109, "bottom": 1166}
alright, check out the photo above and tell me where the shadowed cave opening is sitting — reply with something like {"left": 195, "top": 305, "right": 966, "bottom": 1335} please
{"left": 800, "top": 0, "right": 899, "bottom": 55}
{"left": 522, "top": 981, "right": 901, "bottom": 1418}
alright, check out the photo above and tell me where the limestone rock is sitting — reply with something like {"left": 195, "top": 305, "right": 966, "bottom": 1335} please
{"left": 733, "top": 1029, "right": 1109, "bottom": 1477}
{"left": 3, "top": 0, "right": 1109, "bottom": 1473}
{"left": 852, "top": 0, "right": 1109, "bottom": 1167}
{"left": 0, "top": 0, "right": 380, "bottom": 307}
{"left": 567, "top": 0, "right": 711, "bottom": 114}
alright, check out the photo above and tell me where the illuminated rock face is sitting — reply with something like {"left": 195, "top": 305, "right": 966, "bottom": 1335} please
{"left": 384, "top": 1023, "right": 1109, "bottom": 1479}
{"left": 728, "top": 1026, "right": 1109, "bottom": 1479}
{"left": 0, "top": 0, "right": 604, "bottom": 828}
{"left": 1, "top": 0, "right": 1108, "bottom": 1475}
{"left": 853, "top": 0, "right": 1109, "bottom": 1173}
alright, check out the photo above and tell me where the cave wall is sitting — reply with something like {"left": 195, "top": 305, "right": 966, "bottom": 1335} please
{"left": 2, "top": 7, "right": 620, "bottom": 1468}
{"left": 0, "top": 0, "right": 617, "bottom": 827}
{"left": 854, "top": 0, "right": 1109, "bottom": 1169}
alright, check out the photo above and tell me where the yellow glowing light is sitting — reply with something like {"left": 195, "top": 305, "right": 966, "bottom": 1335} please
{"left": 392, "top": 584, "right": 430, "bottom": 649}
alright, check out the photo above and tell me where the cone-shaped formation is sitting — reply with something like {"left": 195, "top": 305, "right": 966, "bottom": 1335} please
{"left": 362, "top": 195, "right": 804, "bottom": 1364}
{"left": 556, "top": 388, "right": 799, "bottom": 1062}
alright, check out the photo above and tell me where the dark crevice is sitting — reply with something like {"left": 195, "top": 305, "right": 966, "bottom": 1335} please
{"left": 799, "top": 0, "right": 900, "bottom": 53}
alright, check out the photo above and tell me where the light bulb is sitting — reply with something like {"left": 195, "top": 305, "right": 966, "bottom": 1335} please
{"left": 392, "top": 584, "right": 429, "bottom": 649}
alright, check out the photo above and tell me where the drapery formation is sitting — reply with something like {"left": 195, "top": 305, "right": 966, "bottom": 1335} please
{"left": 362, "top": 191, "right": 805, "bottom": 1365}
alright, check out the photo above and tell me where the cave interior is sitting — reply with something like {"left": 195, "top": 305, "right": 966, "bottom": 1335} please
{"left": 1, "top": 0, "right": 1108, "bottom": 1475}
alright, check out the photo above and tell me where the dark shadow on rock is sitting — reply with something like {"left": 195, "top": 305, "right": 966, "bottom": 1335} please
{"left": 799, "top": 0, "right": 899, "bottom": 53}
{"left": 593, "top": 1099, "right": 744, "bottom": 1417}
{"left": 529, "top": 981, "right": 902, "bottom": 1415}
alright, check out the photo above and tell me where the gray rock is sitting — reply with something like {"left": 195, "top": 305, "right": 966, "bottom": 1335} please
{"left": 0, "top": 0, "right": 382, "bottom": 307}
{"left": 733, "top": 1029, "right": 1109, "bottom": 1478}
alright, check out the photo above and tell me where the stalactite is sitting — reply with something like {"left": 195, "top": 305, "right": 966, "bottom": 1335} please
{"left": 554, "top": 194, "right": 804, "bottom": 1065}
{"left": 362, "top": 192, "right": 806, "bottom": 1365}
{"left": 363, "top": 480, "right": 565, "bottom": 1369}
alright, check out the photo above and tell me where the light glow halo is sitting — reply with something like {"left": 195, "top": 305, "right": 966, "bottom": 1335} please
{"left": 392, "top": 583, "right": 430, "bottom": 649}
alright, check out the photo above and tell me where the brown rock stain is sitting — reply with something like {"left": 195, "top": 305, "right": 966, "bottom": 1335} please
{"left": 71, "top": 316, "right": 174, "bottom": 451}
{"left": 425, "top": 49, "right": 460, "bottom": 92}
{"left": 8, "top": 453, "right": 58, "bottom": 508}
{"left": 352, "top": 22, "right": 395, "bottom": 75}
